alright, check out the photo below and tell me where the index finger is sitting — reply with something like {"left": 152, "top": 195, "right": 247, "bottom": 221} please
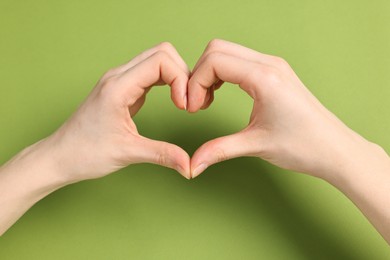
{"left": 104, "top": 50, "right": 189, "bottom": 110}
{"left": 187, "top": 52, "right": 275, "bottom": 112}
{"left": 104, "top": 42, "right": 190, "bottom": 81}
{"left": 192, "top": 39, "right": 283, "bottom": 75}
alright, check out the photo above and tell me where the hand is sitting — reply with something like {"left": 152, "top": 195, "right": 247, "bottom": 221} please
{"left": 0, "top": 42, "right": 195, "bottom": 235}
{"left": 188, "top": 39, "right": 374, "bottom": 181}
{"left": 46, "top": 42, "right": 192, "bottom": 182}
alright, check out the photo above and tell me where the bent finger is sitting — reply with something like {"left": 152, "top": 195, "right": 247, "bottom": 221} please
{"left": 114, "top": 50, "right": 189, "bottom": 110}
{"left": 188, "top": 52, "right": 275, "bottom": 112}
{"left": 106, "top": 42, "right": 190, "bottom": 80}
{"left": 192, "top": 39, "right": 285, "bottom": 75}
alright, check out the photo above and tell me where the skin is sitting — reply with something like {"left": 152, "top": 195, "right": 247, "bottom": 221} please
{"left": 188, "top": 39, "right": 390, "bottom": 243}
{"left": 0, "top": 42, "right": 191, "bottom": 235}
{"left": 0, "top": 40, "right": 389, "bottom": 244}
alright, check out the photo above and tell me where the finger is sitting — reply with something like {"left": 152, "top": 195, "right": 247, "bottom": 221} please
{"left": 188, "top": 52, "right": 274, "bottom": 112}
{"left": 200, "top": 92, "right": 212, "bottom": 110}
{"left": 213, "top": 80, "right": 224, "bottom": 90}
{"left": 190, "top": 129, "right": 260, "bottom": 178}
{"left": 200, "top": 80, "right": 223, "bottom": 109}
{"left": 192, "top": 39, "right": 282, "bottom": 76}
{"left": 200, "top": 85, "right": 215, "bottom": 110}
{"left": 107, "top": 42, "right": 190, "bottom": 79}
{"left": 203, "top": 80, "right": 223, "bottom": 108}
{"left": 188, "top": 39, "right": 290, "bottom": 112}
{"left": 192, "top": 39, "right": 321, "bottom": 111}
{"left": 115, "top": 50, "right": 189, "bottom": 110}
{"left": 133, "top": 136, "right": 191, "bottom": 179}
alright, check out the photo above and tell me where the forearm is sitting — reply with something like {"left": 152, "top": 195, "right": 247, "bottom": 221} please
{"left": 0, "top": 139, "right": 68, "bottom": 236}
{"left": 322, "top": 138, "right": 390, "bottom": 243}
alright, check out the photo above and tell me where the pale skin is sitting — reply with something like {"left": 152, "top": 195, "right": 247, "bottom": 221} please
{"left": 0, "top": 40, "right": 389, "bottom": 244}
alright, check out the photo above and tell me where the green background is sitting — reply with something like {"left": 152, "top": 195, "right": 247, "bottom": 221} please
{"left": 1, "top": 0, "right": 389, "bottom": 259}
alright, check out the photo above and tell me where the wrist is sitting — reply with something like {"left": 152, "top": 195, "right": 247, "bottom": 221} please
{"left": 321, "top": 135, "right": 390, "bottom": 189}
{"left": 319, "top": 137, "right": 390, "bottom": 243}
{"left": 0, "top": 138, "right": 71, "bottom": 204}
{"left": 0, "top": 138, "right": 71, "bottom": 235}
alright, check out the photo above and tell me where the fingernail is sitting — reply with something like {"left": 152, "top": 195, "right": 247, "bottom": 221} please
{"left": 183, "top": 94, "right": 187, "bottom": 111}
{"left": 176, "top": 165, "right": 190, "bottom": 180}
{"left": 192, "top": 163, "right": 208, "bottom": 178}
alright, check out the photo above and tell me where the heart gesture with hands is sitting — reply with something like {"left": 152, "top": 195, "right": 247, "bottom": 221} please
{"left": 1, "top": 39, "right": 390, "bottom": 243}
{"left": 44, "top": 39, "right": 369, "bottom": 184}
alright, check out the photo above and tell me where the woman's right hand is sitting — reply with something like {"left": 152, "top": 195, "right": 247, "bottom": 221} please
{"left": 188, "top": 39, "right": 380, "bottom": 183}
{"left": 188, "top": 39, "right": 390, "bottom": 244}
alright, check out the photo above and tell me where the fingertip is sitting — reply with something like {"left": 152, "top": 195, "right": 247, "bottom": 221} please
{"left": 191, "top": 163, "right": 208, "bottom": 179}
{"left": 173, "top": 148, "right": 191, "bottom": 179}
{"left": 200, "top": 91, "right": 214, "bottom": 110}
{"left": 184, "top": 93, "right": 187, "bottom": 111}
{"left": 187, "top": 106, "right": 199, "bottom": 114}
{"left": 171, "top": 93, "right": 187, "bottom": 110}
{"left": 190, "top": 147, "right": 211, "bottom": 178}
{"left": 187, "top": 94, "right": 205, "bottom": 113}
{"left": 170, "top": 76, "right": 188, "bottom": 110}
{"left": 187, "top": 77, "right": 208, "bottom": 113}
{"left": 176, "top": 164, "right": 191, "bottom": 179}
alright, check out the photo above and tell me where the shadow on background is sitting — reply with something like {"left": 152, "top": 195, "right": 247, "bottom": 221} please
{"left": 4, "top": 113, "right": 364, "bottom": 259}
{"left": 160, "top": 122, "right": 360, "bottom": 260}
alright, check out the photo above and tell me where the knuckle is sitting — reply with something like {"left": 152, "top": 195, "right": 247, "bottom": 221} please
{"left": 98, "top": 75, "right": 120, "bottom": 98}
{"left": 105, "top": 67, "right": 117, "bottom": 76}
{"left": 203, "top": 51, "right": 224, "bottom": 65}
{"left": 153, "top": 50, "right": 170, "bottom": 61}
{"left": 246, "top": 64, "right": 263, "bottom": 83}
{"left": 272, "top": 56, "right": 290, "bottom": 70}
{"left": 100, "top": 75, "right": 117, "bottom": 89}
{"left": 207, "top": 38, "right": 225, "bottom": 51}
{"left": 215, "top": 148, "right": 227, "bottom": 163}
{"left": 245, "top": 64, "right": 283, "bottom": 96}
{"left": 156, "top": 144, "right": 176, "bottom": 167}
{"left": 157, "top": 152, "right": 167, "bottom": 167}
{"left": 257, "top": 65, "right": 283, "bottom": 86}
{"left": 100, "top": 68, "right": 117, "bottom": 82}
{"left": 157, "top": 41, "right": 175, "bottom": 52}
{"left": 265, "top": 69, "right": 283, "bottom": 86}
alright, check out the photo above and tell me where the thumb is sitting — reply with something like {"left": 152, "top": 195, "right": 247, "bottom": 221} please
{"left": 133, "top": 136, "right": 191, "bottom": 179}
{"left": 191, "top": 129, "right": 260, "bottom": 178}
